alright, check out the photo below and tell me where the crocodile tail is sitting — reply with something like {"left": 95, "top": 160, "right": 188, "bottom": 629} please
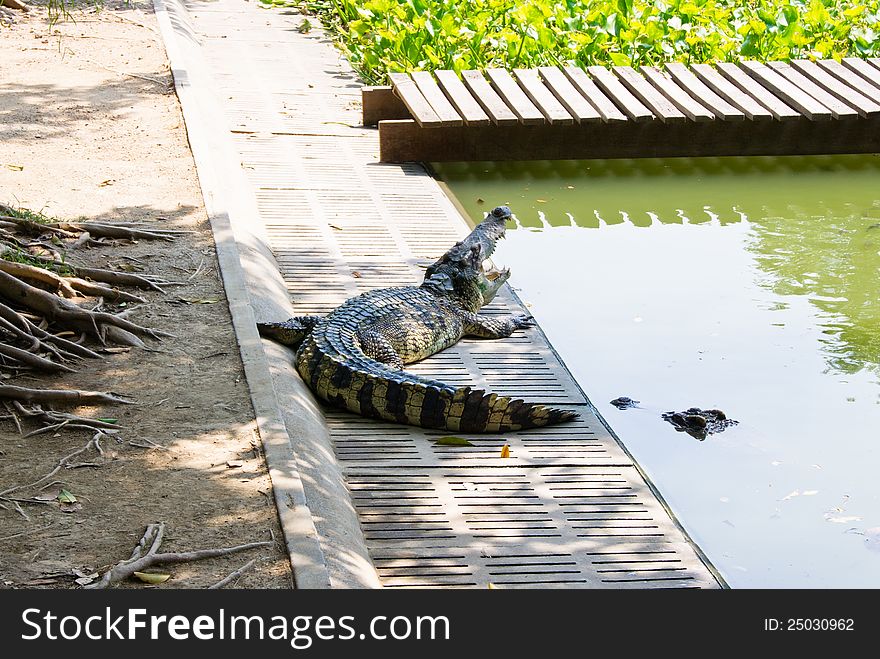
{"left": 311, "top": 360, "right": 578, "bottom": 433}
{"left": 439, "top": 386, "right": 580, "bottom": 433}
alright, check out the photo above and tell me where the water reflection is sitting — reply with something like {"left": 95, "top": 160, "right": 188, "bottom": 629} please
{"left": 749, "top": 210, "right": 880, "bottom": 376}
{"left": 435, "top": 155, "right": 880, "bottom": 378}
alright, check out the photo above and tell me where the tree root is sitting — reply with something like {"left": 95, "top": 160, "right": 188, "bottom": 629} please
{"left": 0, "top": 215, "right": 77, "bottom": 239}
{"left": 0, "top": 258, "right": 78, "bottom": 297}
{"left": 0, "top": 302, "right": 100, "bottom": 359}
{"left": 0, "top": 385, "right": 132, "bottom": 406}
{"left": 0, "top": 342, "right": 76, "bottom": 372}
{"left": 86, "top": 522, "right": 274, "bottom": 589}
{"left": 55, "top": 222, "right": 178, "bottom": 242}
{"left": 0, "top": 248, "right": 148, "bottom": 304}
{"left": 12, "top": 403, "right": 122, "bottom": 437}
{"left": 70, "top": 265, "right": 176, "bottom": 292}
{"left": 0, "top": 269, "right": 168, "bottom": 343}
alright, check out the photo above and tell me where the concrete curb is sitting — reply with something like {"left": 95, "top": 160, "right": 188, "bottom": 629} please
{"left": 152, "top": 0, "right": 379, "bottom": 588}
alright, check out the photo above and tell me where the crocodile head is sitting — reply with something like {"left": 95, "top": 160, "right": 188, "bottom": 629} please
{"left": 422, "top": 206, "right": 512, "bottom": 310}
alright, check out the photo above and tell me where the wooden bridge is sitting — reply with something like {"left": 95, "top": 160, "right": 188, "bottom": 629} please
{"left": 363, "top": 58, "right": 880, "bottom": 162}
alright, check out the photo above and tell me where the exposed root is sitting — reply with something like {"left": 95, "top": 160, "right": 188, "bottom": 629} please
{"left": 0, "top": 269, "right": 168, "bottom": 343}
{"left": 86, "top": 522, "right": 274, "bottom": 589}
{"left": 0, "top": 258, "right": 78, "bottom": 297}
{"left": 0, "top": 342, "right": 76, "bottom": 372}
{"left": 55, "top": 222, "right": 178, "bottom": 242}
{"left": 0, "top": 385, "right": 133, "bottom": 406}
{"left": 0, "top": 302, "right": 101, "bottom": 359}
{"left": 0, "top": 215, "right": 77, "bottom": 239}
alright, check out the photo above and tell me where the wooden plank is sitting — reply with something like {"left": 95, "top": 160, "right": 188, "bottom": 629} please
{"left": 513, "top": 68, "right": 575, "bottom": 125}
{"left": 738, "top": 61, "right": 832, "bottom": 120}
{"left": 537, "top": 66, "right": 602, "bottom": 123}
{"left": 409, "top": 71, "right": 465, "bottom": 126}
{"left": 378, "top": 116, "right": 880, "bottom": 163}
{"left": 715, "top": 62, "right": 801, "bottom": 121}
{"left": 460, "top": 70, "right": 519, "bottom": 126}
{"left": 766, "top": 61, "right": 859, "bottom": 119}
{"left": 841, "top": 57, "right": 880, "bottom": 91}
{"left": 485, "top": 68, "right": 545, "bottom": 125}
{"left": 388, "top": 73, "right": 442, "bottom": 127}
{"left": 690, "top": 64, "right": 771, "bottom": 121}
{"left": 870, "top": 57, "right": 880, "bottom": 72}
{"left": 816, "top": 59, "right": 880, "bottom": 105}
{"left": 789, "top": 60, "right": 880, "bottom": 118}
{"left": 612, "top": 66, "right": 687, "bottom": 123}
{"left": 361, "top": 86, "right": 411, "bottom": 126}
{"left": 562, "top": 67, "right": 627, "bottom": 123}
{"left": 641, "top": 65, "right": 714, "bottom": 121}
{"left": 434, "top": 70, "right": 491, "bottom": 126}
{"left": 664, "top": 63, "right": 744, "bottom": 121}
{"left": 586, "top": 66, "right": 653, "bottom": 122}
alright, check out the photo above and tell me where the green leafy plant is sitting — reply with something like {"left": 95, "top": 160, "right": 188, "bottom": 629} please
{"left": 273, "top": 0, "right": 880, "bottom": 84}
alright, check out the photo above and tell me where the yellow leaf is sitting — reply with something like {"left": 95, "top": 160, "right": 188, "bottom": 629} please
{"left": 133, "top": 572, "right": 171, "bottom": 584}
{"left": 488, "top": 583, "right": 498, "bottom": 589}
{"left": 500, "top": 444, "right": 510, "bottom": 458}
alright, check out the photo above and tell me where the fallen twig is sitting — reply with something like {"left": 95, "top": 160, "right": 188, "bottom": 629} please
{"left": 86, "top": 522, "right": 273, "bottom": 589}
{"left": 0, "top": 431, "right": 107, "bottom": 498}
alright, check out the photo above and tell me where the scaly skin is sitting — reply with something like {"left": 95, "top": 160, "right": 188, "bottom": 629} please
{"left": 259, "top": 207, "right": 579, "bottom": 432}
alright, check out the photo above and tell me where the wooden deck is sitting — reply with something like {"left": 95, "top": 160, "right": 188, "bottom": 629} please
{"left": 363, "top": 58, "right": 880, "bottom": 162}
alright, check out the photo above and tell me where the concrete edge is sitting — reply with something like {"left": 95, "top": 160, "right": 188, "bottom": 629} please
{"left": 152, "top": 0, "right": 379, "bottom": 589}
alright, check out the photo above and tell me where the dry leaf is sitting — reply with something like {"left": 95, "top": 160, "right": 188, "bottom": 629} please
{"left": 434, "top": 436, "right": 474, "bottom": 447}
{"left": 352, "top": 271, "right": 362, "bottom": 278}
{"left": 500, "top": 444, "right": 510, "bottom": 458}
{"left": 4, "top": 164, "right": 24, "bottom": 171}
{"left": 99, "top": 179, "right": 115, "bottom": 187}
{"left": 226, "top": 460, "right": 243, "bottom": 468}
{"left": 133, "top": 572, "right": 171, "bottom": 585}
{"left": 60, "top": 501, "right": 82, "bottom": 513}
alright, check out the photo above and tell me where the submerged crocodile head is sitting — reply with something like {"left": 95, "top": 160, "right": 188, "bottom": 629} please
{"left": 422, "top": 206, "right": 512, "bottom": 311}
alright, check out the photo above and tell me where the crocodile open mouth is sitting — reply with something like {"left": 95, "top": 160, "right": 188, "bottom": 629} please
{"left": 483, "top": 259, "right": 506, "bottom": 281}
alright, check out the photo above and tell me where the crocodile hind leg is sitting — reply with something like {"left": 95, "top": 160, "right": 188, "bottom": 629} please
{"left": 356, "top": 328, "right": 404, "bottom": 370}
{"left": 461, "top": 312, "right": 534, "bottom": 339}
{"left": 257, "top": 315, "right": 323, "bottom": 347}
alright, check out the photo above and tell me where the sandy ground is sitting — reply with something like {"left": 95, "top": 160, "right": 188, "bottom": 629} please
{"left": 0, "top": 1, "right": 292, "bottom": 588}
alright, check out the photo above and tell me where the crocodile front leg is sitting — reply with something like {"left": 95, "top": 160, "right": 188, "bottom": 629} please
{"left": 357, "top": 328, "right": 404, "bottom": 370}
{"left": 460, "top": 312, "right": 534, "bottom": 339}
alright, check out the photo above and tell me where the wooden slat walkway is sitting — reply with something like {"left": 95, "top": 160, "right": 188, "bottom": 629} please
{"left": 364, "top": 58, "right": 880, "bottom": 161}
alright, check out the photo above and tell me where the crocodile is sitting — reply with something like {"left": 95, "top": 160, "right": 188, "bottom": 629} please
{"left": 258, "top": 206, "right": 579, "bottom": 433}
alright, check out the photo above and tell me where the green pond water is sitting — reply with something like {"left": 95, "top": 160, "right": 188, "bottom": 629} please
{"left": 433, "top": 154, "right": 880, "bottom": 588}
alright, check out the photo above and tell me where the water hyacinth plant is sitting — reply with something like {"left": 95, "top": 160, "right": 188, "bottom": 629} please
{"left": 266, "top": 0, "right": 880, "bottom": 84}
